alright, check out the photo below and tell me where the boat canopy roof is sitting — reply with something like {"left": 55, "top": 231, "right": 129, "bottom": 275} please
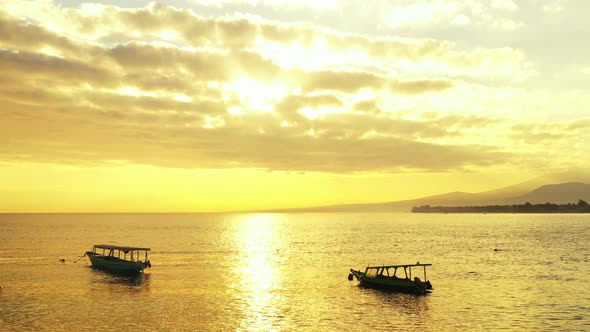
{"left": 366, "top": 263, "right": 431, "bottom": 269}
{"left": 94, "top": 244, "right": 150, "bottom": 251}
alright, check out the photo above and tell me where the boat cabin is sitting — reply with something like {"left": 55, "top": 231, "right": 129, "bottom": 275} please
{"left": 365, "top": 263, "right": 431, "bottom": 282}
{"left": 92, "top": 244, "right": 150, "bottom": 263}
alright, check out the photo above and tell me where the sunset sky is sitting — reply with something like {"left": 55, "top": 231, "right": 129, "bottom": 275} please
{"left": 1, "top": 0, "right": 589, "bottom": 212}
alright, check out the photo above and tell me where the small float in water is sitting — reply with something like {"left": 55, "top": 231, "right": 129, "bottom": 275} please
{"left": 349, "top": 263, "right": 433, "bottom": 294}
{"left": 84, "top": 244, "right": 151, "bottom": 274}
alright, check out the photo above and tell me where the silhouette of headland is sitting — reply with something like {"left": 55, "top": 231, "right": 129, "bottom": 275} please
{"left": 412, "top": 200, "right": 590, "bottom": 213}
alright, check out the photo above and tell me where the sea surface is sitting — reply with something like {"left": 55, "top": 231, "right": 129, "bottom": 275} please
{"left": 0, "top": 213, "right": 588, "bottom": 331}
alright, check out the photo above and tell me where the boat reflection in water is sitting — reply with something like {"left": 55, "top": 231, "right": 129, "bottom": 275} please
{"left": 366, "top": 288, "right": 430, "bottom": 313}
{"left": 88, "top": 268, "right": 151, "bottom": 294}
{"left": 105, "top": 271, "right": 150, "bottom": 286}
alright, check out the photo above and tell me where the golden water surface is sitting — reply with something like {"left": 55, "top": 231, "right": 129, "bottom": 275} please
{"left": 0, "top": 213, "right": 588, "bottom": 331}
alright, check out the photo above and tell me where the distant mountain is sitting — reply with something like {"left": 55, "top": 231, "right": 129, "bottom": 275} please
{"left": 264, "top": 191, "right": 481, "bottom": 213}
{"left": 264, "top": 178, "right": 590, "bottom": 213}
{"left": 477, "top": 169, "right": 590, "bottom": 203}
{"left": 509, "top": 182, "right": 590, "bottom": 204}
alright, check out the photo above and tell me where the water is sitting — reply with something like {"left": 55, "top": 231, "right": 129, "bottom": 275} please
{"left": 0, "top": 213, "right": 588, "bottom": 331}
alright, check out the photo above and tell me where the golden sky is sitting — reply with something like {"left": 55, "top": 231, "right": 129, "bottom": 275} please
{"left": 1, "top": 0, "right": 589, "bottom": 212}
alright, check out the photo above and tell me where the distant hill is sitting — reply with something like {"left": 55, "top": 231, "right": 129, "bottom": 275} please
{"left": 264, "top": 191, "right": 481, "bottom": 213}
{"left": 263, "top": 177, "right": 590, "bottom": 213}
{"left": 509, "top": 182, "right": 590, "bottom": 204}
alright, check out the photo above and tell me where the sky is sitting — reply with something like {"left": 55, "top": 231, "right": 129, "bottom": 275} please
{"left": 0, "top": 0, "right": 589, "bottom": 212}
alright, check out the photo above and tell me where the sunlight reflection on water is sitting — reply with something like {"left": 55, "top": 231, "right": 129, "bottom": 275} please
{"left": 232, "top": 214, "right": 284, "bottom": 331}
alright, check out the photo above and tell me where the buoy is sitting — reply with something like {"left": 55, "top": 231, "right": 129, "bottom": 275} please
{"left": 348, "top": 273, "right": 354, "bottom": 281}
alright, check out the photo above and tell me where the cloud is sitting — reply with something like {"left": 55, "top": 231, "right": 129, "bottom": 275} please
{"left": 0, "top": 91, "right": 512, "bottom": 173}
{"left": 490, "top": 18, "right": 523, "bottom": 30}
{"left": 510, "top": 118, "right": 590, "bottom": 144}
{"left": 381, "top": 0, "right": 523, "bottom": 31}
{"left": 389, "top": 78, "right": 455, "bottom": 95}
{"left": 1, "top": 1, "right": 534, "bottom": 80}
{"left": 299, "top": 70, "right": 383, "bottom": 93}
{"left": 276, "top": 93, "right": 343, "bottom": 114}
{"left": 490, "top": 0, "right": 519, "bottom": 12}
{"left": 352, "top": 99, "right": 380, "bottom": 113}
{"left": 191, "top": 0, "right": 339, "bottom": 10}
{"left": 383, "top": 1, "right": 459, "bottom": 28}
{"left": 0, "top": 14, "right": 83, "bottom": 58}
{"left": 567, "top": 118, "right": 590, "bottom": 130}
{"left": 0, "top": 49, "right": 111, "bottom": 85}
{"left": 451, "top": 14, "right": 472, "bottom": 26}
{"left": 543, "top": 1, "right": 565, "bottom": 13}
{"left": 0, "top": 1, "right": 555, "bottom": 173}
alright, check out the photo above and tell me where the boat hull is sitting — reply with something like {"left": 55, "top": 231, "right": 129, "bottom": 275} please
{"left": 86, "top": 251, "right": 148, "bottom": 274}
{"left": 350, "top": 269, "right": 431, "bottom": 294}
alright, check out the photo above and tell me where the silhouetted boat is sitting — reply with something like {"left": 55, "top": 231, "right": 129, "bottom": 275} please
{"left": 349, "top": 263, "right": 433, "bottom": 294}
{"left": 85, "top": 244, "right": 151, "bottom": 274}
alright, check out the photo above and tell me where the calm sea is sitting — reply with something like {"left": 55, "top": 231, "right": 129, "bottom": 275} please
{"left": 0, "top": 213, "right": 588, "bottom": 331}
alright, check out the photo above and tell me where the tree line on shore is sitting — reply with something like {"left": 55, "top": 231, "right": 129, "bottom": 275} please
{"left": 412, "top": 200, "right": 590, "bottom": 213}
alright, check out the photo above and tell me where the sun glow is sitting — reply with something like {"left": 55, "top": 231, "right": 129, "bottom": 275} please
{"left": 39, "top": 47, "right": 63, "bottom": 58}
{"left": 224, "top": 77, "right": 289, "bottom": 112}
{"left": 298, "top": 105, "right": 346, "bottom": 120}
{"left": 202, "top": 115, "right": 225, "bottom": 128}
{"left": 256, "top": 39, "right": 373, "bottom": 71}
{"left": 173, "top": 94, "right": 193, "bottom": 103}
{"left": 80, "top": 2, "right": 105, "bottom": 16}
{"left": 159, "top": 30, "right": 179, "bottom": 40}
{"left": 117, "top": 86, "right": 156, "bottom": 97}
{"left": 228, "top": 106, "right": 243, "bottom": 115}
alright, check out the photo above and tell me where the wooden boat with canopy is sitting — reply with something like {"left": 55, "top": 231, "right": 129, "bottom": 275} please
{"left": 85, "top": 244, "right": 151, "bottom": 274}
{"left": 349, "top": 263, "right": 433, "bottom": 294}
